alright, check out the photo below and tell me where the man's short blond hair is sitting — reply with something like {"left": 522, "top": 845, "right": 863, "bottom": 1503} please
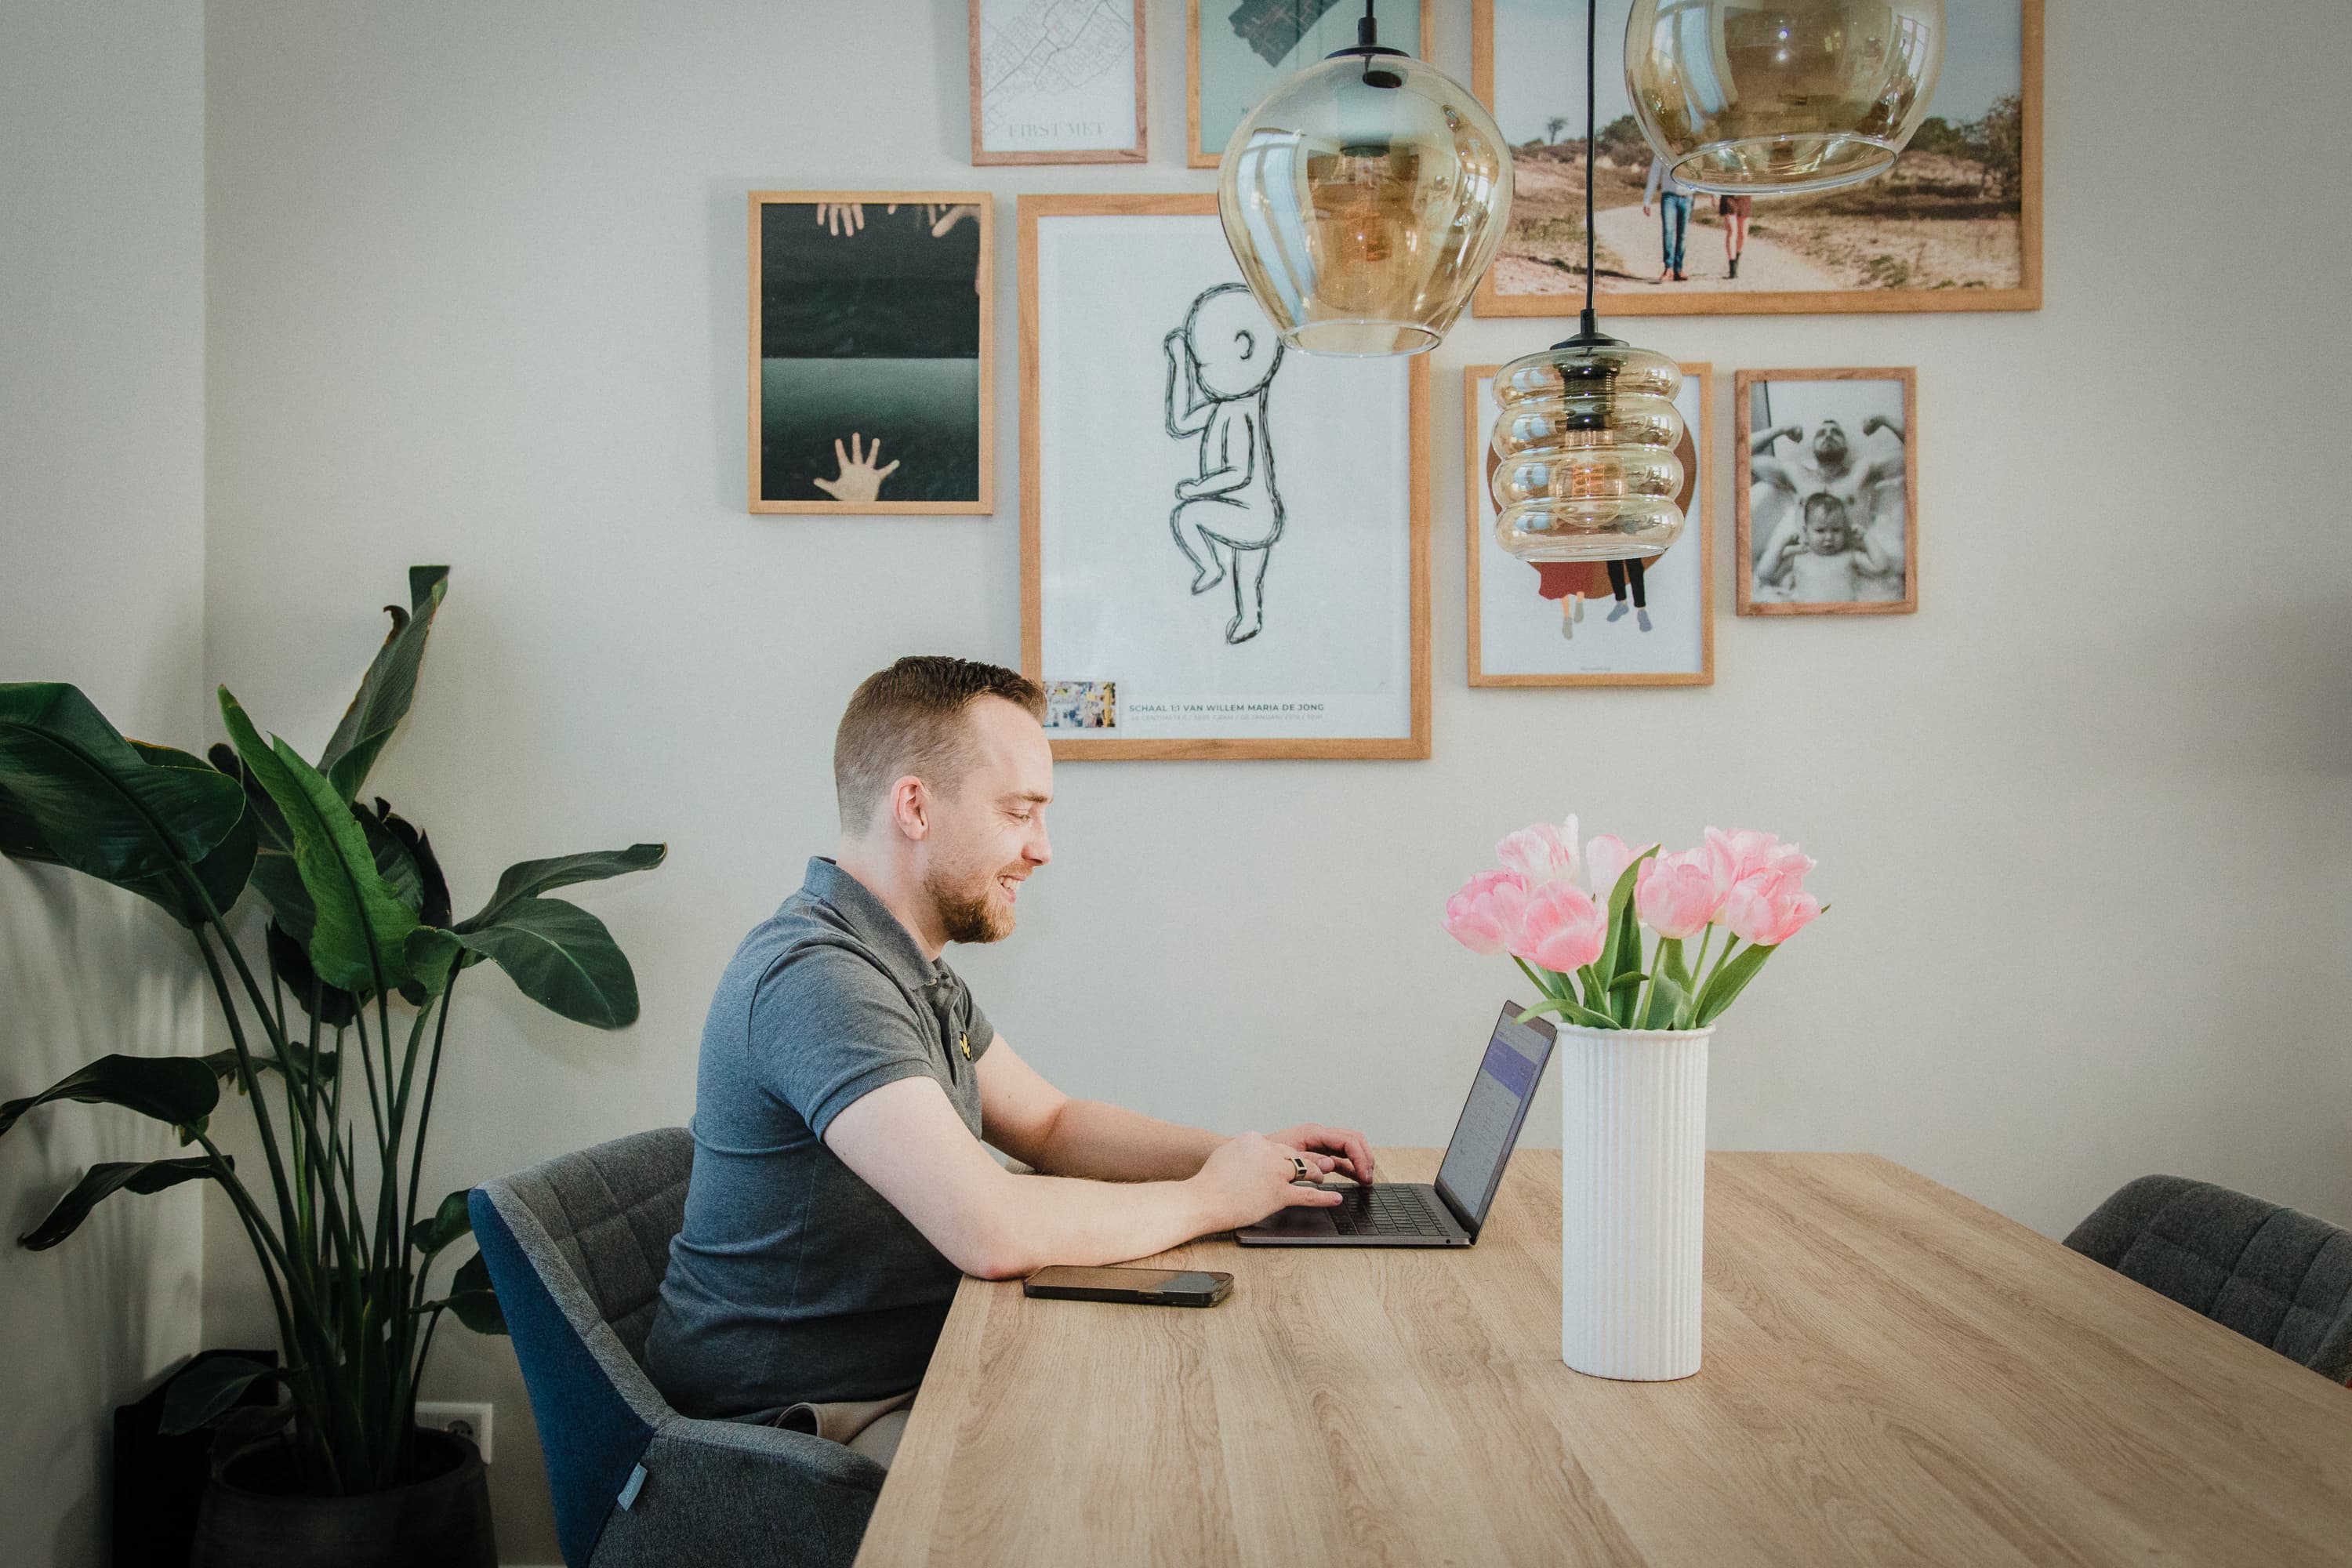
{"left": 833, "top": 656, "right": 1046, "bottom": 832}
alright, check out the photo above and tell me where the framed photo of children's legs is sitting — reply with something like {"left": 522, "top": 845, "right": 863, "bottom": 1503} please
{"left": 969, "top": 0, "right": 1148, "bottom": 165}
{"left": 1733, "top": 368, "right": 1918, "bottom": 617}
{"left": 747, "top": 191, "right": 993, "bottom": 514}
{"left": 1469, "top": 0, "right": 2043, "bottom": 318}
{"left": 1019, "top": 193, "right": 1431, "bottom": 760}
{"left": 1187, "top": 0, "right": 1433, "bottom": 169}
{"left": 1465, "top": 362, "right": 1715, "bottom": 686}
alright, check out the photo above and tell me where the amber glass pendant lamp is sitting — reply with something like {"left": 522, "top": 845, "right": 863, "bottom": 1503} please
{"left": 1627, "top": 0, "right": 1947, "bottom": 194}
{"left": 1218, "top": 2, "right": 1512, "bottom": 356}
{"left": 1488, "top": 0, "right": 1686, "bottom": 564}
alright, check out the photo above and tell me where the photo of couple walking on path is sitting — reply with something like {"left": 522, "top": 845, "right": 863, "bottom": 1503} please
{"left": 1476, "top": 0, "right": 2034, "bottom": 309}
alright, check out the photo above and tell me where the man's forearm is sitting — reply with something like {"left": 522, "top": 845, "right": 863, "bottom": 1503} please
{"left": 1033, "top": 1098, "right": 1225, "bottom": 1182}
{"left": 978, "top": 1167, "right": 1221, "bottom": 1276}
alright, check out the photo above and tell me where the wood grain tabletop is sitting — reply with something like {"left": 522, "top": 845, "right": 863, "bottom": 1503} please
{"left": 853, "top": 1150, "right": 2352, "bottom": 1566}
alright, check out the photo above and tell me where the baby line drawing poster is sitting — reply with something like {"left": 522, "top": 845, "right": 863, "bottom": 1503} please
{"left": 1018, "top": 194, "right": 1429, "bottom": 760}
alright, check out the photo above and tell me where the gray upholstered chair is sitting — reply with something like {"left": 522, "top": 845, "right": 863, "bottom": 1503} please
{"left": 2064, "top": 1174, "right": 2352, "bottom": 1381}
{"left": 469, "top": 1128, "right": 887, "bottom": 1567}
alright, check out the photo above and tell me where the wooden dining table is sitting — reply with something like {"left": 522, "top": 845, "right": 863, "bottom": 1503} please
{"left": 852, "top": 1150, "right": 2352, "bottom": 1566}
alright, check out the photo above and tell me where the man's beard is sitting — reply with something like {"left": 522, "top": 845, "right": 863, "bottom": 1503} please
{"left": 925, "top": 862, "right": 1015, "bottom": 945}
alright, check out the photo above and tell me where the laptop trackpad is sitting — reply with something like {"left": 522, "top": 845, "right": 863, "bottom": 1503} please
{"left": 1246, "top": 1203, "right": 1340, "bottom": 1237}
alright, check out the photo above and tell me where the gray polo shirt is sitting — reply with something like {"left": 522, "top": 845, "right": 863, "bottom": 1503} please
{"left": 644, "top": 858, "right": 995, "bottom": 1417}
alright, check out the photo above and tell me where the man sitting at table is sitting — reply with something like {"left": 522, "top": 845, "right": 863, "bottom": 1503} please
{"left": 644, "top": 655, "right": 1370, "bottom": 1465}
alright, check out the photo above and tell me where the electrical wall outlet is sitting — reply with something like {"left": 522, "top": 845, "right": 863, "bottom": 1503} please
{"left": 416, "top": 1400, "right": 494, "bottom": 1464}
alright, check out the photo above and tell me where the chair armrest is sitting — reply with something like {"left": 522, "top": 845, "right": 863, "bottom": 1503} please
{"left": 655, "top": 1414, "right": 890, "bottom": 1493}
{"left": 585, "top": 1414, "right": 886, "bottom": 1568}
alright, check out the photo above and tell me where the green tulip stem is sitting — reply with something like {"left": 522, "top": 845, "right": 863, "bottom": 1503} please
{"left": 1690, "top": 924, "right": 1717, "bottom": 991}
{"left": 1693, "top": 936, "right": 1742, "bottom": 1018}
{"left": 1512, "top": 956, "right": 1555, "bottom": 1002}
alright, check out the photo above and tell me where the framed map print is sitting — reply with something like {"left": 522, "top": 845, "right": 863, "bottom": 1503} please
{"left": 1020, "top": 194, "right": 1430, "bottom": 759}
{"left": 1188, "top": 0, "right": 1432, "bottom": 169}
{"left": 971, "top": 0, "right": 1147, "bottom": 164}
{"left": 1465, "top": 362, "right": 1714, "bottom": 685}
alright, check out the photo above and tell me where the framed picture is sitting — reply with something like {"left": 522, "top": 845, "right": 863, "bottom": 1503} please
{"left": 1471, "top": 0, "right": 2042, "bottom": 317}
{"left": 1019, "top": 194, "right": 1430, "bottom": 760}
{"left": 747, "top": 192, "right": 993, "bottom": 514}
{"left": 1187, "top": 0, "right": 1433, "bottom": 169}
{"left": 1733, "top": 368, "right": 1918, "bottom": 616}
{"left": 970, "top": 0, "right": 1148, "bottom": 165}
{"left": 1465, "top": 362, "right": 1714, "bottom": 685}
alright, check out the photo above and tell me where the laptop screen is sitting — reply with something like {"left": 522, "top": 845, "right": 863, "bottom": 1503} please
{"left": 1434, "top": 1004, "right": 1556, "bottom": 1233}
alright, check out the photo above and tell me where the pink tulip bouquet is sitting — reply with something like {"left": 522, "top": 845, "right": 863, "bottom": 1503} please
{"left": 1443, "top": 817, "right": 1823, "bottom": 1032}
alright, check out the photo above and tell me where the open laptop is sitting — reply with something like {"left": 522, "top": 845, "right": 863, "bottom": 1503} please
{"left": 1236, "top": 1003, "right": 1556, "bottom": 1248}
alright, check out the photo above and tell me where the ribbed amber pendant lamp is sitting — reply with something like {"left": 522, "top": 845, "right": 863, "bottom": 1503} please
{"left": 1489, "top": 0, "right": 1684, "bottom": 564}
{"left": 1626, "top": 0, "right": 1947, "bottom": 194}
{"left": 1217, "top": 2, "right": 1511, "bottom": 356}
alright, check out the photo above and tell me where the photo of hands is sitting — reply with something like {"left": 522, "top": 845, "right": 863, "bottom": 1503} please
{"left": 750, "top": 193, "right": 993, "bottom": 514}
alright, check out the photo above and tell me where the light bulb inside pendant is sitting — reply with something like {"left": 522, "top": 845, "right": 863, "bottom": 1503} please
{"left": 1486, "top": 0, "right": 1686, "bottom": 564}
{"left": 1490, "top": 336, "right": 1685, "bottom": 561}
{"left": 1626, "top": 0, "right": 1947, "bottom": 195}
{"left": 1218, "top": 10, "right": 1511, "bottom": 356}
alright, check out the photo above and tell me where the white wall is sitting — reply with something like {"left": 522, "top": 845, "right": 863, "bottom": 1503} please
{"left": 201, "top": 2, "right": 2352, "bottom": 1560}
{"left": 0, "top": 4, "right": 209, "bottom": 1566}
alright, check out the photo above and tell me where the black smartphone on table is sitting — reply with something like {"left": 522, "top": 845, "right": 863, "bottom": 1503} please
{"left": 1022, "top": 1265, "right": 1233, "bottom": 1307}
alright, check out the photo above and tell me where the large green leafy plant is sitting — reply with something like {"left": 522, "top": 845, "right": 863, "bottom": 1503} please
{"left": 0, "top": 567, "right": 663, "bottom": 1493}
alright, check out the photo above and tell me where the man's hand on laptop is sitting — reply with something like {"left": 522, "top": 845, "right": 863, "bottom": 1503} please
{"left": 1191, "top": 1134, "right": 1348, "bottom": 1231}
{"left": 1265, "top": 1123, "right": 1375, "bottom": 1186}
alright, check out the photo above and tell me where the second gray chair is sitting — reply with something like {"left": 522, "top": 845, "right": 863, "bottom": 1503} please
{"left": 470, "top": 1127, "right": 887, "bottom": 1568}
{"left": 2064, "top": 1172, "right": 2352, "bottom": 1382}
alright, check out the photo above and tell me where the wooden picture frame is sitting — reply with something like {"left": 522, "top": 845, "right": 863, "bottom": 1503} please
{"left": 747, "top": 191, "right": 993, "bottom": 515}
{"left": 1470, "top": 0, "right": 2042, "bottom": 318}
{"left": 1187, "top": 0, "right": 1436, "bottom": 169}
{"left": 1019, "top": 193, "right": 1431, "bottom": 760}
{"left": 1465, "top": 361, "right": 1715, "bottom": 686}
{"left": 969, "top": 0, "right": 1148, "bottom": 165}
{"left": 1733, "top": 367, "right": 1918, "bottom": 616}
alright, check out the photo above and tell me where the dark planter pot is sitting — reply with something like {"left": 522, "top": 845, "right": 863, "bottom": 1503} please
{"left": 189, "top": 1427, "right": 495, "bottom": 1568}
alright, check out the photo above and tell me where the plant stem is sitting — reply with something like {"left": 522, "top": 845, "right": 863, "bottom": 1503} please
{"left": 403, "top": 980, "right": 457, "bottom": 1313}
{"left": 190, "top": 922, "right": 304, "bottom": 1287}
{"left": 191, "top": 1136, "right": 299, "bottom": 1371}
{"left": 1512, "top": 956, "right": 1558, "bottom": 1002}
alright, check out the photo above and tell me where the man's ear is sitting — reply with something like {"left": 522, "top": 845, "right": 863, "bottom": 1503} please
{"left": 888, "top": 774, "right": 931, "bottom": 842}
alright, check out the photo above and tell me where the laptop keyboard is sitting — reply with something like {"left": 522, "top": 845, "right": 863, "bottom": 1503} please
{"left": 1328, "top": 1184, "right": 1450, "bottom": 1238}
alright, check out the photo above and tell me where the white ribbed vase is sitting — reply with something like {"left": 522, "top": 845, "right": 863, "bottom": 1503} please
{"left": 1556, "top": 1023, "right": 1713, "bottom": 1381}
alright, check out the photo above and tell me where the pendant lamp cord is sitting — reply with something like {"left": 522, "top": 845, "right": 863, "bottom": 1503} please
{"left": 1581, "top": 0, "right": 1599, "bottom": 338}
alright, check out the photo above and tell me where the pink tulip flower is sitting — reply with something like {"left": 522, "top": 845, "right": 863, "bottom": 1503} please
{"left": 1443, "top": 869, "right": 1531, "bottom": 956}
{"left": 1702, "top": 827, "right": 1813, "bottom": 901}
{"left": 1635, "top": 851, "right": 1719, "bottom": 938}
{"left": 1508, "top": 881, "right": 1608, "bottom": 975}
{"left": 1722, "top": 867, "right": 1821, "bottom": 947}
{"left": 1584, "top": 833, "right": 1654, "bottom": 906}
{"left": 1496, "top": 816, "right": 1579, "bottom": 887}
